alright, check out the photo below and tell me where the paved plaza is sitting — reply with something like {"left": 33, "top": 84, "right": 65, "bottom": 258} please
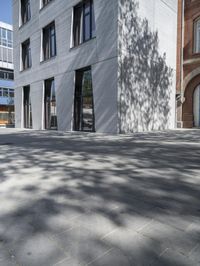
{"left": 0, "top": 129, "right": 200, "bottom": 266}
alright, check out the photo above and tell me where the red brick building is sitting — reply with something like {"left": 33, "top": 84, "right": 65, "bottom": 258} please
{"left": 176, "top": 0, "right": 200, "bottom": 128}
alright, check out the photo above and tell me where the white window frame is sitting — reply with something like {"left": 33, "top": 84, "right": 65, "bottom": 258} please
{"left": 194, "top": 17, "right": 200, "bottom": 53}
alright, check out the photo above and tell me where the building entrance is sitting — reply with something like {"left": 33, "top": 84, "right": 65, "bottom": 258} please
{"left": 23, "top": 85, "right": 32, "bottom": 128}
{"left": 74, "top": 67, "right": 95, "bottom": 132}
{"left": 44, "top": 78, "right": 57, "bottom": 130}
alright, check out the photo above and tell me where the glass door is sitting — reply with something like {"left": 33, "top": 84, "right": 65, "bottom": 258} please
{"left": 74, "top": 67, "right": 95, "bottom": 132}
{"left": 23, "top": 85, "right": 32, "bottom": 128}
{"left": 44, "top": 78, "right": 57, "bottom": 130}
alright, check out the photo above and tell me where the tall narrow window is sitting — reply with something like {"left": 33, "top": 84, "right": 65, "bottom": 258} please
{"left": 44, "top": 78, "right": 57, "bottom": 130}
{"left": 21, "top": 0, "right": 31, "bottom": 25}
{"left": 194, "top": 18, "right": 200, "bottom": 53}
{"left": 23, "top": 86, "right": 32, "bottom": 129}
{"left": 42, "top": 0, "right": 53, "bottom": 8}
{"left": 43, "top": 22, "right": 56, "bottom": 61}
{"left": 74, "top": 67, "right": 95, "bottom": 132}
{"left": 73, "top": 0, "right": 96, "bottom": 47}
{"left": 22, "top": 39, "right": 31, "bottom": 70}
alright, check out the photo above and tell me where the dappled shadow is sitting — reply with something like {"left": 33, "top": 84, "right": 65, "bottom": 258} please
{"left": 0, "top": 129, "right": 199, "bottom": 265}
{"left": 118, "top": 0, "right": 174, "bottom": 133}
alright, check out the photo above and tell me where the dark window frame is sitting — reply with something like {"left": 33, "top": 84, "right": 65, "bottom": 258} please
{"left": 0, "top": 69, "right": 14, "bottom": 80}
{"left": 22, "top": 39, "right": 31, "bottom": 70}
{"left": 73, "top": 66, "right": 95, "bottom": 132}
{"left": 21, "top": 0, "right": 31, "bottom": 26}
{"left": 3, "top": 88, "right": 8, "bottom": 97}
{"left": 44, "top": 77, "right": 57, "bottom": 130}
{"left": 42, "top": 22, "right": 57, "bottom": 61}
{"left": 23, "top": 85, "right": 32, "bottom": 129}
{"left": 42, "top": 0, "right": 53, "bottom": 8}
{"left": 73, "top": 0, "right": 95, "bottom": 47}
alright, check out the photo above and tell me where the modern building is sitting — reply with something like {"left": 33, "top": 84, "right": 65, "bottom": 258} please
{"left": 176, "top": 0, "right": 200, "bottom": 128}
{"left": 14, "top": 0, "right": 177, "bottom": 133}
{"left": 0, "top": 21, "right": 14, "bottom": 126}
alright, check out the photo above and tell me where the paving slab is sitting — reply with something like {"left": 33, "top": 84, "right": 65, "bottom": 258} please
{"left": 0, "top": 129, "right": 200, "bottom": 265}
{"left": 8, "top": 233, "right": 68, "bottom": 266}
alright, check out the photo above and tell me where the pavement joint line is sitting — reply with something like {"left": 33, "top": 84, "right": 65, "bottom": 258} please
{"left": 185, "top": 222, "right": 195, "bottom": 232}
{"left": 188, "top": 243, "right": 199, "bottom": 256}
{"left": 136, "top": 218, "right": 154, "bottom": 233}
{"left": 158, "top": 247, "right": 170, "bottom": 257}
{"left": 85, "top": 247, "right": 114, "bottom": 266}
{"left": 152, "top": 216, "right": 186, "bottom": 233}
{"left": 53, "top": 224, "right": 79, "bottom": 237}
{"left": 100, "top": 228, "right": 119, "bottom": 241}
{"left": 136, "top": 230, "right": 162, "bottom": 245}
{"left": 53, "top": 256, "right": 71, "bottom": 266}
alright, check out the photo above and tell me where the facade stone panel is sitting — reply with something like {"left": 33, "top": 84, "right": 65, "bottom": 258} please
{"left": 14, "top": 0, "right": 177, "bottom": 133}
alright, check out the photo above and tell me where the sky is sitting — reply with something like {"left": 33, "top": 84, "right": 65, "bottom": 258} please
{"left": 0, "top": 0, "right": 12, "bottom": 25}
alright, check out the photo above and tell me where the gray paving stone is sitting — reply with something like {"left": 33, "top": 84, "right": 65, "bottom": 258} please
{"left": 0, "top": 221, "right": 35, "bottom": 245}
{"left": 138, "top": 220, "right": 199, "bottom": 256}
{"left": 151, "top": 248, "right": 197, "bottom": 266}
{"left": 29, "top": 212, "right": 80, "bottom": 236}
{"left": 117, "top": 210, "right": 153, "bottom": 233}
{"left": 149, "top": 207, "right": 197, "bottom": 232}
{"left": 0, "top": 245, "right": 18, "bottom": 266}
{"left": 102, "top": 229, "right": 165, "bottom": 265}
{"left": 78, "top": 212, "right": 120, "bottom": 239}
{"left": 88, "top": 248, "right": 131, "bottom": 266}
{"left": 52, "top": 257, "right": 74, "bottom": 266}
{"left": 186, "top": 220, "right": 200, "bottom": 239}
{"left": 52, "top": 226, "right": 112, "bottom": 265}
{"left": 188, "top": 244, "right": 200, "bottom": 265}
{"left": 8, "top": 233, "right": 68, "bottom": 266}
{"left": 0, "top": 129, "right": 200, "bottom": 265}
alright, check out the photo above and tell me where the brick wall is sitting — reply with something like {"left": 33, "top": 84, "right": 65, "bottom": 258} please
{"left": 176, "top": 0, "right": 200, "bottom": 127}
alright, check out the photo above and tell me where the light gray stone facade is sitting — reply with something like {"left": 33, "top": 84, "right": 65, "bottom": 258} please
{"left": 13, "top": 0, "right": 177, "bottom": 133}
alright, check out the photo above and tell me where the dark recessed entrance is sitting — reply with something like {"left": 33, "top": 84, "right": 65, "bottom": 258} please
{"left": 23, "top": 85, "right": 32, "bottom": 129}
{"left": 44, "top": 78, "right": 57, "bottom": 130}
{"left": 73, "top": 67, "right": 95, "bottom": 132}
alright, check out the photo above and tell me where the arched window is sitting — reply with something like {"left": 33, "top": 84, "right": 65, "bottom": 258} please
{"left": 194, "top": 17, "right": 200, "bottom": 53}
{"left": 193, "top": 85, "right": 200, "bottom": 127}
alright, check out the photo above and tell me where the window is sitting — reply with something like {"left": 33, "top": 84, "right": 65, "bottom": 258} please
{"left": 3, "top": 88, "right": 8, "bottom": 97}
{"left": 42, "top": 0, "right": 53, "bottom": 8}
{"left": 194, "top": 18, "right": 200, "bottom": 53}
{"left": 73, "top": 0, "right": 96, "bottom": 47}
{"left": 22, "top": 39, "right": 31, "bottom": 70}
{"left": 7, "top": 30, "right": 13, "bottom": 48}
{"left": 74, "top": 67, "right": 95, "bottom": 132}
{"left": 9, "top": 89, "right": 14, "bottom": 98}
{"left": 0, "top": 28, "right": 13, "bottom": 48}
{"left": 0, "top": 88, "right": 14, "bottom": 99}
{"left": 21, "top": 0, "right": 31, "bottom": 25}
{"left": 44, "top": 78, "right": 57, "bottom": 130}
{"left": 23, "top": 85, "right": 32, "bottom": 128}
{"left": 0, "top": 46, "right": 13, "bottom": 64}
{"left": 42, "top": 22, "right": 56, "bottom": 61}
{"left": 0, "top": 69, "right": 14, "bottom": 80}
{"left": 0, "top": 68, "right": 14, "bottom": 80}
{"left": 7, "top": 49, "right": 12, "bottom": 63}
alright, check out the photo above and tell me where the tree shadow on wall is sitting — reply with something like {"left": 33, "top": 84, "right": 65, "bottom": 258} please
{"left": 118, "top": 0, "right": 174, "bottom": 133}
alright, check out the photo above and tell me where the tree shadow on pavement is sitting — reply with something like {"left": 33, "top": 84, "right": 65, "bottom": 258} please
{"left": 0, "top": 129, "right": 199, "bottom": 265}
